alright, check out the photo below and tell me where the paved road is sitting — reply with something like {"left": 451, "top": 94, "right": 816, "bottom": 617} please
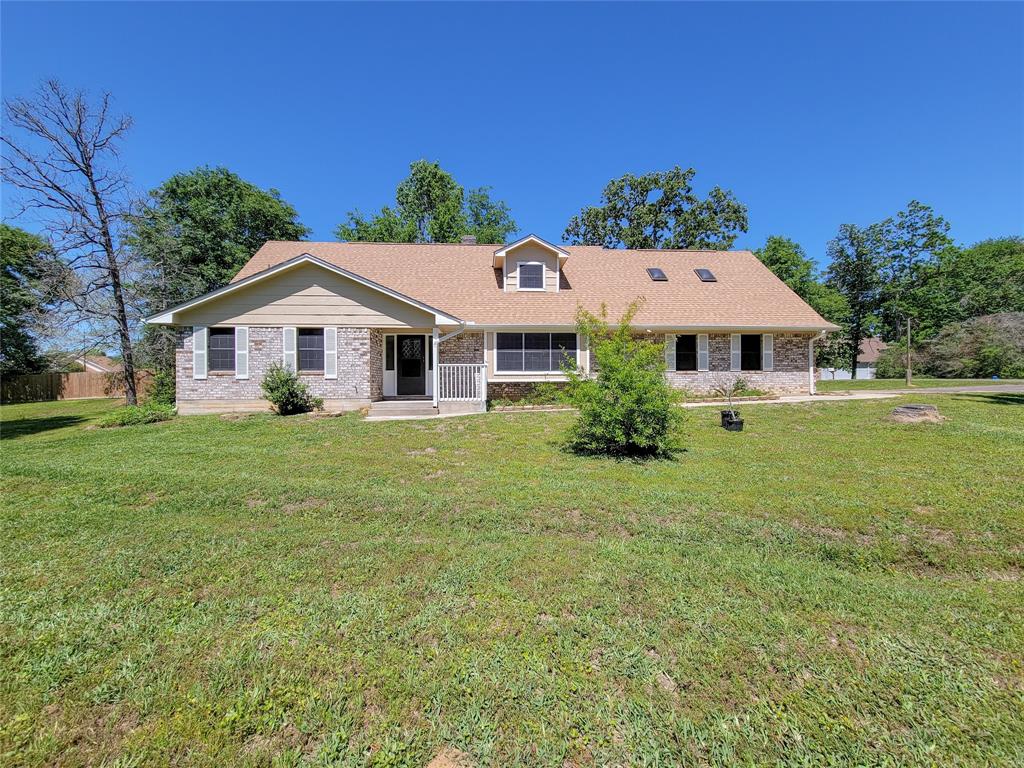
{"left": 869, "top": 384, "right": 1024, "bottom": 395}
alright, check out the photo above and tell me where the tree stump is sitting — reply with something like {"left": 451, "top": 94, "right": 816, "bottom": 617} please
{"left": 890, "top": 404, "right": 943, "bottom": 423}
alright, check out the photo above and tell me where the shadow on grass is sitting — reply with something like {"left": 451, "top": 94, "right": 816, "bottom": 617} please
{"left": 950, "top": 393, "right": 1024, "bottom": 407}
{"left": 0, "top": 414, "right": 86, "bottom": 440}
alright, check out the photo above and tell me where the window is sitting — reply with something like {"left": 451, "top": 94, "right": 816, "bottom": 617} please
{"left": 741, "top": 334, "right": 761, "bottom": 371}
{"left": 695, "top": 268, "right": 717, "bottom": 282}
{"left": 675, "top": 334, "right": 697, "bottom": 371}
{"left": 518, "top": 262, "right": 544, "bottom": 290}
{"left": 385, "top": 336, "right": 395, "bottom": 371}
{"left": 496, "top": 332, "right": 577, "bottom": 372}
{"left": 298, "top": 328, "right": 325, "bottom": 372}
{"left": 208, "top": 328, "right": 235, "bottom": 372}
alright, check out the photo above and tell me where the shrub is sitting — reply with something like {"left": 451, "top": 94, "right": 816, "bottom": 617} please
{"left": 147, "top": 370, "right": 177, "bottom": 406}
{"left": 920, "top": 313, "right": 1024, "bottom": 379}
{"left": 563, "top": 301, "right": 682, "bottom": 458}
{"left": 98, "top": 403, "right": 175, "bottom": 428}
{"left": 260, "top": 363, "right": 323, "bottom": 415}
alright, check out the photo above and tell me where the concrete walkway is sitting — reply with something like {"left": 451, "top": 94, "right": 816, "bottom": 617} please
{"left": 866, "top": 384, "right": 1024, "bottom": 395}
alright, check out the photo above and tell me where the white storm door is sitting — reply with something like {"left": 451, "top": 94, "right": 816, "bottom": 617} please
{"left": 383, "top": 333, "right": 397, "bottom": 397}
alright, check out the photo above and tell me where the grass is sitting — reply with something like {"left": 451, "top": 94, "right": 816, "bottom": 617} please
{"left": 818, "top": 377, "right": 1024, "bottom": 392}
{"left": 1, "top": 395, "right": 1022, "bottom": 767}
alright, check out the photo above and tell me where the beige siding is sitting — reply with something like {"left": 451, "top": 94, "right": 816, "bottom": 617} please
{"left": 504, "top": 244, "right": 559, "bottom": 292}
{"left": 174, "top": 263, "right": 436, "bottom": 327}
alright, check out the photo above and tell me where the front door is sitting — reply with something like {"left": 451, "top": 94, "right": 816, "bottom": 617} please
{"left": 396, "top": 334, "right": 426, "bottom": 395}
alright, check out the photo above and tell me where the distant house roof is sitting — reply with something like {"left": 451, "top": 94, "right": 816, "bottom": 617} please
{"left": 858, "top": 337, "right": 888, "bottom": 364}
{"left": 227, "top": 241, "right": 839, "bottom": 330}
{"left": 77, "top": 354, "right": 122, "bottom": 374}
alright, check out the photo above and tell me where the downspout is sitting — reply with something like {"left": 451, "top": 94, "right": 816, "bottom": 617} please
{"left": 809, "top": 331, "right": 826, "bottom": 395}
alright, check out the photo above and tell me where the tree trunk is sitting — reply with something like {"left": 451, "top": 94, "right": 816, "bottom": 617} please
{"left": 850, "top": 322, "right": 861, "bottom": 379}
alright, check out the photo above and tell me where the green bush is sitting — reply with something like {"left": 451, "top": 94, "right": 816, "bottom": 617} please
{"left": 147, "top": 370, "right": 177, "bottom": 406}
{"left": 98, "top": 403, "right": 175, "bottom": 428}
{"left": 563, "top": 301, "right": 682, "bottom": 458}
{"left": 260, "top": 363, "right": 324, "bottom": 415}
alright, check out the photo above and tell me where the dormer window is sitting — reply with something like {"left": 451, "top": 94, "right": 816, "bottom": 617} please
{"left": 517, "top": 262, "right": 544, "bottom": 291}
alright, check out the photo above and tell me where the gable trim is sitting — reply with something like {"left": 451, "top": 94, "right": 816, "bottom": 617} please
{"left": 492, "top": 233, "right": 569, "bottom": 268}
{"left": 144, "top": 253, "right": 463, "bottom": 326}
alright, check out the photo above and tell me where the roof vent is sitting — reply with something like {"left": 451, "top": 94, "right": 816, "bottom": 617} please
{"left": 646, "top": 267, "right": 667, "bottom": 281}
{"left": 695, "top": 268, "right": 717, "bottom": 282}
{"left": 460, "top": 235, "right": 477, "bottom": 244}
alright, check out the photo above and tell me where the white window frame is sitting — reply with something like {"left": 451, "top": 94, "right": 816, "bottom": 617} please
{"left": 516, "top": 261, "right": 545, "bottom": 292}
{"left": 494, "top": 332, "right": 578, "bottom": 374}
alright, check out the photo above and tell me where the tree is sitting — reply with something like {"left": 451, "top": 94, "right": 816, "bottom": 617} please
{"left": 130, "top": 166, "right": 309, "bottom": 298}
{"left": 129, "top": 167, "right": 309, "bottom": 374}
{"left": 336, "top": 160, "right": 517, "bottom": 244}
{"left": 903, "top": 237, "right": 1024, "bottom": 338}
{"left": 825, "top": 224, "right": 883, "bottom": 377}
{"left": 874, "top": 201, "right": 952, "bottom": 340}
{"left": 0, "top": 224, "right": 58, "bottom": 375}
{"left": 2, "top": 80, "right": 142, "bottom": 403}
{"left": 563, "top": 166, "right": 748, "bottom": 250}
{"left": 754, "top": 235, "right": 848, "bottom": 322}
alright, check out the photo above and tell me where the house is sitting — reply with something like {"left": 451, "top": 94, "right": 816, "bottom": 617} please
{"left": 75, "top": 354, "right": 123, "bottom": 374}
{"left": 145, "top": 234, "right": 839, "bottom": 415}
{"left": 822, "top": 337, "right": 888, "bottom": 380}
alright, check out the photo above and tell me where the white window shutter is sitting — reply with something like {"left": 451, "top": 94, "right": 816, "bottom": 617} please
{"left": 192, "top": 326, "right": 207, "bottom": 380}
{"left": 324, "top": 327, "right": 338, "bottom": 379}
{"left": 730, "top": 334, "right": 741, "bottom": 372}
{"left": 664, "top": 334, "right": 676, "bottom": 371}
{"left": 762, "top": 334, "right": 774, "bottom": 372}
{"left": 697, "top": 334, "right": 709, "bottom": 371}
{"left": 235, "top": 327, "right": 249, "bottom": 379}
{"left": 282, "top": 327, "right": 297, "bottom": 371}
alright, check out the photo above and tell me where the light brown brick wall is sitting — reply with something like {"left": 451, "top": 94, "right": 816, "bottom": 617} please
{"left": 439, "top": 332, "right": 484, "bottom": 363}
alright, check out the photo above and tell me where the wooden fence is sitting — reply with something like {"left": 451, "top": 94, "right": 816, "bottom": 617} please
{"left": 1, "top": 371, "right": 153, "bottom": 405}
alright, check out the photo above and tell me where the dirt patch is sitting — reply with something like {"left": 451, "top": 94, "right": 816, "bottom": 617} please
{"left": 790, "top": 519, "right": 875, "bottom": 545}
{"left": 406, "top": 447, "right": 437, "bottom": 456}
{"left": 425, "top": 470, "right": 446, "bottom": 481}
{"left": 427, "top": 747, "right": 474, "bottom": 768}
{"left": 657, "top": 671, "right": 678, "bottom": 695}
{"left": 281, "top": 498, "right": 329, "bottom": 515}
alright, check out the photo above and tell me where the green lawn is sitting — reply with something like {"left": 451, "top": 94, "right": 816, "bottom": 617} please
{"left": 818, "top": 377, "right": 1024, "bottom": 392}
{"left": 2, "top": 395, "right": 1022, "bottom": 767}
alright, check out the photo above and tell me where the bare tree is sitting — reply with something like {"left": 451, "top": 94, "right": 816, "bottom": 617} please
{"left": 2, "top": 80, "right": 141, "bottom": 403}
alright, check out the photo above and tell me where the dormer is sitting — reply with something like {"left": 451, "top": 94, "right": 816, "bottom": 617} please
{"left": 493, "top": 234, "right": 570, "bottom": 293}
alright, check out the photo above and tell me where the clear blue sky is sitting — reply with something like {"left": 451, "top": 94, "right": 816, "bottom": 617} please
{"left": 3, "top": 2, "right": 1022, "bottom": 267}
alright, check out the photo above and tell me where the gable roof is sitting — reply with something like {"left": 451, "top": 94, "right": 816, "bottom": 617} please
{"left": 144, "top": 253, "right": 463, "bottom": 326}
{"left": 77, "top": 354, "right": 122, "bottom": 373}
{"left": 858, "top": 337, "right": 888, "bottom": 364}
{"left": 492, "top": 234, "right": 569, "bottom": 268}
{"left": 231, "top": 241, "right": 839, "bottom": 330}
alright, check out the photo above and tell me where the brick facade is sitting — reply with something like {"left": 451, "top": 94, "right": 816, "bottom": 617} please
{"left": 663, "top": 332, "right": 811, "bottom": 395}
{"left": 439, "top": 331, "right": 484, "bottom": 363}
{"left": 176, "top": 326, "right": 377, "bottom": 414}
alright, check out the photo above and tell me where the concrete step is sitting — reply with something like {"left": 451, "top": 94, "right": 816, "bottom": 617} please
{"left": 367, "top": 400, "right": 438, "bottom": 418}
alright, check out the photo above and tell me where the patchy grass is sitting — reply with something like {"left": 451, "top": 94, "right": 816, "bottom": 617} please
{"left": 818, "top": 377, "right": 1024, "bottom": 392}
{"left": 1, "top": 394, "right": 1022, "bottom": 767}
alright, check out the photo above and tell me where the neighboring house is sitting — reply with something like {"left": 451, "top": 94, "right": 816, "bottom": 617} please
{"left": 146, "top": 234, "right": 839, "bottom": 415}
{"left": 75, "top": 354, "right": 123, "bottom": 374}
{"left": 822, "top": 337, "right": 888, "bottom": 380}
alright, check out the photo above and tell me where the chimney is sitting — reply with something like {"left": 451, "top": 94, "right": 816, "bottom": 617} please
{"left": 460, "top": 235, "right": 477, "bottom": 244}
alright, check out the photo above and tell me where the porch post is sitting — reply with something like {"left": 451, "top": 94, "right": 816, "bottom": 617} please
{"left": 432, "top": 327, "right": 440, "bottom": 407}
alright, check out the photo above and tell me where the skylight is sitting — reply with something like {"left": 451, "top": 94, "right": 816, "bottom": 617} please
{"left": 646, "top": 268, "right": 667, "bottom": 282}
{"left": 695, "top": 268, "right": 717, "bottom": 282}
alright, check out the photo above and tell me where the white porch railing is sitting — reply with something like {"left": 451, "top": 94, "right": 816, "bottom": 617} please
{"left": 438, "top": 363, "right": 487, "bottom": 402}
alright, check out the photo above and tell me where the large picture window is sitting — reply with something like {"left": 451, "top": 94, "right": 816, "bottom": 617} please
{"left": 741, "top": 334, "right": 762, "bottom": 371}
{"left": 298, "top": 328, "right": 325, "bottom": 372}
{"left": 208, "top": 328, "right": 235, "bottom": 372}
{"left": 675, "top": 334, "right": 697, "bottom": 371}
{"left": 496, "top": 332, "right": 577, "bottom": 373}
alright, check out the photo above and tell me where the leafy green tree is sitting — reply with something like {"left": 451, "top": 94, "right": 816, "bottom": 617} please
{"left": 874, "top": 201, "right": 952, "bottom": 340}
{"left": 130, "top": 166, "right": 309, "bottom": 298}
{"left": 825, "top": 224, "right": 883, "bottom": 377}
{"left": 0, "top": 224, "right": 55, "bottom": 375}
{"left": 904, "top": 237, "right": 1024, "bottom": 337}
{"left": 336, "top": 160, "right": 517, "bottom": 244}
{"left": 563, "top": 166, "right": 748, "bottom": 250}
